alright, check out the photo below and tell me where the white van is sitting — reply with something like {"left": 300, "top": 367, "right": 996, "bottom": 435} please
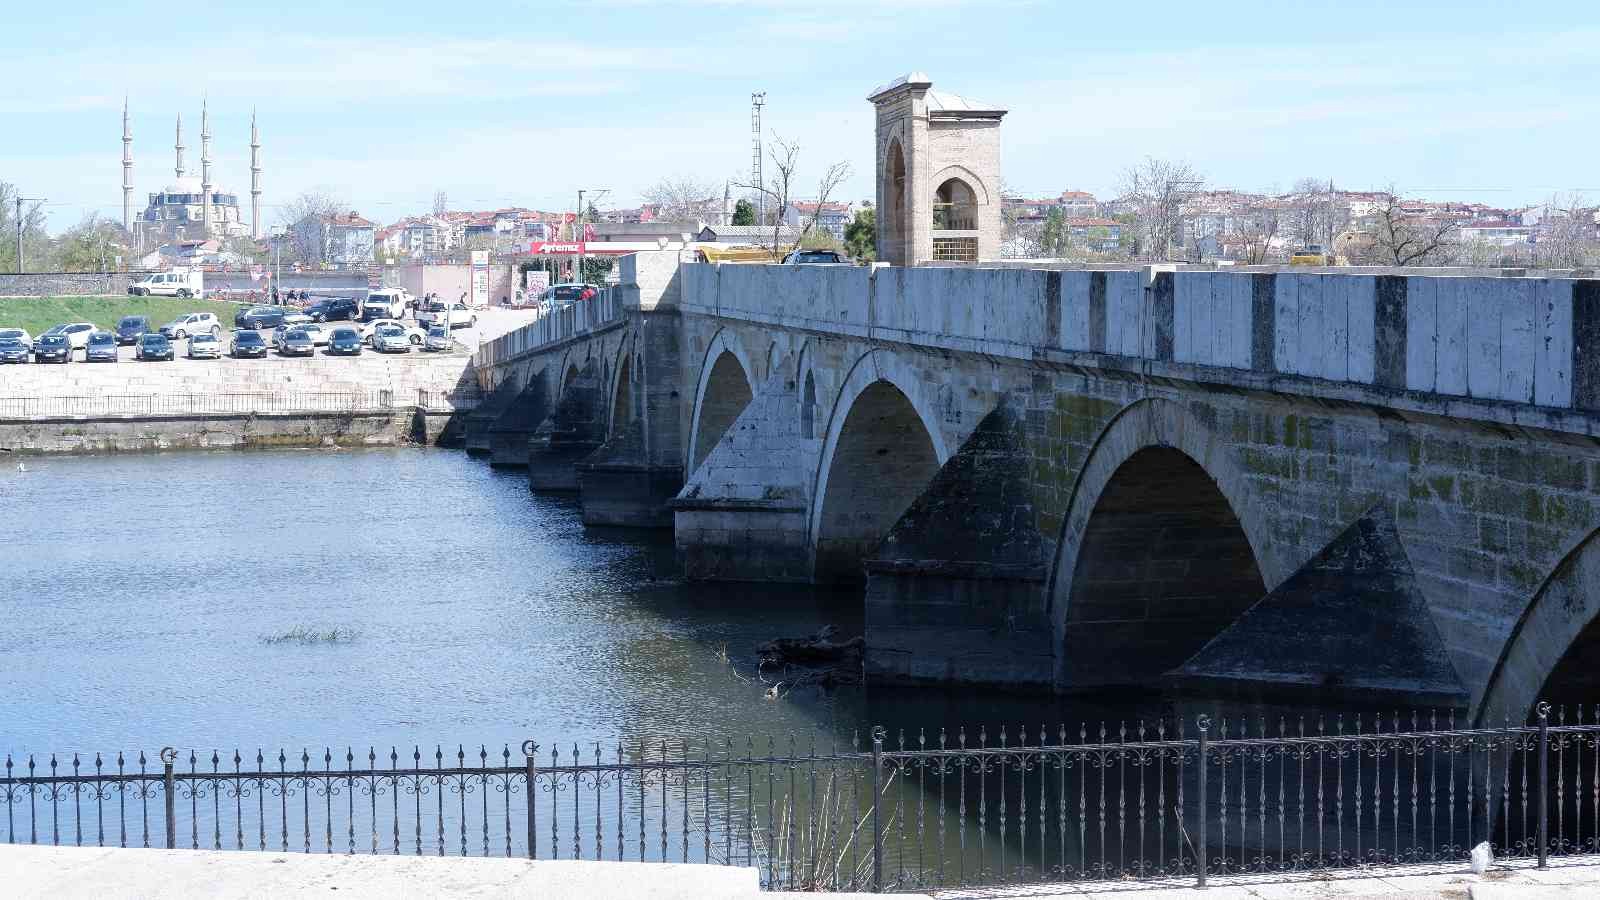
{"left": 128, "top": 269, "right": 204, "bottom": 298}
{"left": 363, "top": 289, "right": 411, "bottom": 320}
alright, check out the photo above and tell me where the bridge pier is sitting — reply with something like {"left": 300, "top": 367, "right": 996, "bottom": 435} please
{"left": 673, "top": 369, "right": 818, "bottom": 581}
{"left": 577, "top": 419, "right": 684, "bottom": 527}
{"left": 487, "top": 379, "right": 549, "bottom": 468}
{"left": 528, "top": 361, "right": 604, "bottom": 492}
{"left": 863, "top": 404, "right": 1055, "bottom": 688}
{"left": 462, "top": 377, "right": 521, "bottom": 456}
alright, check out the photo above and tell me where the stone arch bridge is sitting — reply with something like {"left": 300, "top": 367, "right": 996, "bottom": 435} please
{"left": 469, "top": 252, "right": 1600, "bottom": 727}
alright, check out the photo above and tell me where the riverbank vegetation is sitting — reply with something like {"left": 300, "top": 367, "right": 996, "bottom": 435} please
{"left": 0, "top": 296, "right": 250, "bottom": 336}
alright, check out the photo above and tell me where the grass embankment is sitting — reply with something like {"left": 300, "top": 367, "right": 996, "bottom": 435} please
{"left": 0, "top": 295, "right": 251, "bottom": 336}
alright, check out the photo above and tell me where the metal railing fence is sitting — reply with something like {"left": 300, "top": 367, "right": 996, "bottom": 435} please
{"left": 5, "top": 704, "right": 1599, "bottom": 892}
{"left": 0, "top": 390, "right": 477, "bottom": 419}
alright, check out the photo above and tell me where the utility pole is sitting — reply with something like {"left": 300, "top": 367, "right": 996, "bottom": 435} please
{"left": 751, "top": 92, "right": 766, "bottom": 224}
{"left": 15, "top": 196, "right": 45, "bottom": 274}
{"left": 575, "top": 189, "right": 584, "bottom": 284}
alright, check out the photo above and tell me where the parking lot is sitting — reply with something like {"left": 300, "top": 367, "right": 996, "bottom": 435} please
{"left": 2, "top": 306, "right": 541, "bottom": 366}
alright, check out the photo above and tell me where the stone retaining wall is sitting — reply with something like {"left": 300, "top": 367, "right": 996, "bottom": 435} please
{"left": 0, "top": 272, "right": 132, "bottom": 297}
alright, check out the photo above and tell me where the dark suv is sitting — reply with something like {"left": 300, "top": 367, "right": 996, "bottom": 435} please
{"left": 115, "top": 315, "right": 150, "bottom": 345}
{"left": 303, "top": 297, "right": 360, "bottom": 322}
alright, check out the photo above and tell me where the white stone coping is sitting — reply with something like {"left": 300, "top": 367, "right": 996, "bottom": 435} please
{"left": 0, "top": 844, "right": 767, "bottom": 899}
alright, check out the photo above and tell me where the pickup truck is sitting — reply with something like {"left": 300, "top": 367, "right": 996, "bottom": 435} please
{"left": 417, "top": 301, "right": 478, "bottom": 330}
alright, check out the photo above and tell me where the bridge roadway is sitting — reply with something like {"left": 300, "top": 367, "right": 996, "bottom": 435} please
{"left": 469, "top": 252, "right": 1600, "bottom": 726}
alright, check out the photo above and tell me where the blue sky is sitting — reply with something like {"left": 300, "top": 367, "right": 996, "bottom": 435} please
{"left": 4, "top": 0, "right": 1598, "bottom": 232}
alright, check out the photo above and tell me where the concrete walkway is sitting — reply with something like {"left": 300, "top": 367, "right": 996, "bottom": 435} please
{"left": 932, "top": 856, "right": 1600, "bottom": 900}
{"left": 3, "top": 845, "right": 1595, "bottom": 898}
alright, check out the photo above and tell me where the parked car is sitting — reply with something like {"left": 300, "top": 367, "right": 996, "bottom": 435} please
{"left": 45, "top": 322, "right": 97, "bottom": 351}
{"left": 303, "top": 297, "right": 361, "bottom": 322}
{"left": 781, "top": 249, "right": 848, "bottom": 265}
{"left": 369, "top": 323, "right": 413, "bottom": 354}
{"left": 537, "top": 283, "right": 596, "bottom": 309}
{"left": 277, "top": 328, "right": 316, "bottom": 357}
{"left": 230, "top": 330, "right": 268, "bottom": 358}
{"left": 234, "top": 306, "right": 288, "bottom": 330}
{"left": 0, "top": 338, "right": 29, "bottom": 364}
{"left": 159, "top": 312, "right": 221, "bottom": 340}
{"left": 273, "top": 321, "right": 329, "bottom": 348}
{"left": 0, "top": 327, "right": 32, "bottom": 351}
{"left": 115, "top": 315, "right": 150, "bottom": 345}
{"left": 417, "top": 302, "right": 477, "bottom": 330}
{"left": 33, "top": 333, "right": 71, "bottom": 363}
{"left": 327, "top": 327, "right": 362, "bottom": 356}
{"left": 187, "top": 332, "right": 222, "bottom": 359}
{"left": 135, "top": 333, "right": 174, "bottom": 361}
{"left": 85, "top": 331, "right": 119, "bottom": 362}
{"left": 360, "top": 319, "right": 425, "bottom": 346}
{"left": 423, "top": 326, "right": 452, "bottom": 352}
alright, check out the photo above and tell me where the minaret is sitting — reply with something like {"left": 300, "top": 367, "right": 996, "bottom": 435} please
{"left": 122, "top": 97, "right": 134, "bottom": 232}
{"left": 250, "top": 108, "right": 262, "bottom": 240}
{"left": 174, "top": 113, "right": 185, "bottom": 179}
{"left": 200, "top": 98, "right": 213, "bottom": 239}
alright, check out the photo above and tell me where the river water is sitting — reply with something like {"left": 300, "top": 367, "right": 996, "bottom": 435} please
{"left": 8, "top": 448, "right": 1563, "bottom": 883}
{"left": 3, "top": 447, "right": 1168, "bottom": 761}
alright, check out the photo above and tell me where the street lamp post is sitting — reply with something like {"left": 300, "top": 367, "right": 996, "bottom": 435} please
{"left": 270, "top": 225, "right": 285, "bottom": 303}
{"left": 15, "top": 195, "right": 46, "bottom": 274}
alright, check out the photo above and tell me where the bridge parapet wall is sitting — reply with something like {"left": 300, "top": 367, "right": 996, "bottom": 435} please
{"left": 683, "top": 263, "right": 1600, "bottom": 428}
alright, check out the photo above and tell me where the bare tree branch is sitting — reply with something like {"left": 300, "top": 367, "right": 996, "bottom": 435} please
{"left": 642, "top": 176, "right": 720, "bottom": 224}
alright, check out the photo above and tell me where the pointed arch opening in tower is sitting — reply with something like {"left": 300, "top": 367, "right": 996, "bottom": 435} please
{"left": 883, "top": 139, "right": 908, "bottom": 266}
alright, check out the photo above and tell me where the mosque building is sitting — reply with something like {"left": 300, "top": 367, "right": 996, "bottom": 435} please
{"left": 122, "top": 99, "right": 262, "bottom": 248}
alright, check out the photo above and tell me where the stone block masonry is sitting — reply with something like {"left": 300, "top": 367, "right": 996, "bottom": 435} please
{"left": 0, "top": 272, "right": 132, "bottom": 297}
{"left": 473, "top": 253, "right": 1600, "bottom": 722}
{"left": 0, "top": 352, "right": 479, "bottom": 454}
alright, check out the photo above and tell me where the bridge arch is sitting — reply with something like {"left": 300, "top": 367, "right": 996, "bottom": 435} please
{"left": 809, "top": 349, "right": 950, "bottom": 583}
{"left": 609, "top": 337, "right": 635, "bottom": 437}
{"left": 1478, "top": 527, "right": 1600, "bottom": 725}
{"left": 1048, "top": 397, "right": 1272, "bottom": 689}
{"left": 688, "top": 328, "right": 756, "bottom": 473}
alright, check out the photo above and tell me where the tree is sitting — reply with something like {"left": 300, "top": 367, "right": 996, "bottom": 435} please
{"left": 278, "top": 191, "right": 344, "bottom": 267}
{"left": 0, "top": 180, "right": 51, "bottom": 273}
{"left": 732, "top": 199, "right": 756, "bottom": 226}
{"left": 737, "top": 136, "right": 852, "bottom": 254}
{"left": 1228, "top": 205, "right": 1281, "bottom": 264}
{"left": 1039, "top": 207, "right": 1067, "bottom": 257}
{"left": 1284, "top": 178, "right": 1346, "bottom": 250}
{"left": 1532, "top": 193, "right": 1600, "bottom": 269}
{"left": 642, "top": 176, "right": 719, "bottom": 224}
{"left": 1120, "top": 158, "right": 1203, "bottom": 261}
{"left": 1361, "top": 190, "right": 1459, "bottom": 266}
{"left": 843, "top": 206, "right": 876, "bottom": 262}
{"left": 53, "top": 213, "right": 128, "bottom": 272}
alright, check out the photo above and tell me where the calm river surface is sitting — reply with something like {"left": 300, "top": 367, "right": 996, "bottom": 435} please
{"left": 6, "top": 448, "right": 1195, "bottom": 759}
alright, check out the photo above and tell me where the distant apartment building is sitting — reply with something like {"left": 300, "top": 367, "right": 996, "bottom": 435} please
{"left": 1459, "top": 220, "right": 1538, "bottom": 246}
{"left": 292, "top": 210, "right": 375, "bottom": 268}
{"left": 1062, "top": 217, "right": 1123, "bottom": 252}
{"left": 1003, "top": 190, "right": 1100, "bottom": 224}
{"left": 780, "top": 201, "right": 853, "bottom": 240}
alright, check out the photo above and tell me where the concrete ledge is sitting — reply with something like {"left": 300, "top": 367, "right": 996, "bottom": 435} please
{"left": 0, "top": 844, "right": 764, "bottom": 900}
